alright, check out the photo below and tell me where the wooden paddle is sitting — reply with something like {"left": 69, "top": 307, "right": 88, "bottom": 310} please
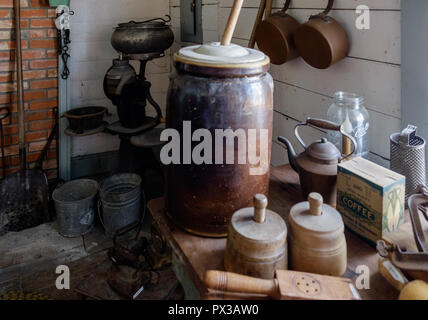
{"left": 205, "top": 270, "right": 361, "bottom": 300}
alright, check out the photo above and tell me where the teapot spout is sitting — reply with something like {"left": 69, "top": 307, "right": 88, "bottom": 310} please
{"left": 277, "top": 136, "right": 299, "bottom": 173}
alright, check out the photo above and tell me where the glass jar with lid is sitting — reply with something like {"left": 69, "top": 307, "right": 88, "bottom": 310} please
{"left": 327, "top": 91, "right": 370, "bottom": 158}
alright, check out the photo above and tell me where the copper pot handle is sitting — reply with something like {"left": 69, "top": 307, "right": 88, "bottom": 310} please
{"left": 294, "top": 117, "right": 357, "bottom": 160}
{"left": 309, "top": 0, "right": 334, "bottom": 20}
{"left": 280, "top": 0, "right": 292, "bottom": 12}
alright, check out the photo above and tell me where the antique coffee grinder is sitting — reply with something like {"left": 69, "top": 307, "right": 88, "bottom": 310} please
{"left": 103, "top": 16, "right": 173, "bottom": 193}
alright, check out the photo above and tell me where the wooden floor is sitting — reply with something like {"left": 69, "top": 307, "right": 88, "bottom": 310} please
{"left": 0, "top": 221, "right": 182, "bottom": 300}
{"left": 0, "top": 223, "right": 111, "bottom": 299}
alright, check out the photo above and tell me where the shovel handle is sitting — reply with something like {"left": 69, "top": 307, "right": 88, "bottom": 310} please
{"left": 204, "top": 270, "right": 278, "bottom": 298}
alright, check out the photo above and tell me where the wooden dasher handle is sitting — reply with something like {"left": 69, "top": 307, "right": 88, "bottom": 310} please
{"left": 221, "top": 0, "right": 244, "bottom": 45}
{"left": 205, "top": 270, "right": 278, "bottom": 297}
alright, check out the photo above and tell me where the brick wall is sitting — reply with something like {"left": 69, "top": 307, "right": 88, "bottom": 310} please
{"left": 0, "top": 0, "right": 58, "bottom": 179}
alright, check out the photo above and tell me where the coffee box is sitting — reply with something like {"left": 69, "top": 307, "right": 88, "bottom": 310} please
{"left": 337, "top": 157, "right": 405, "bottom": 246}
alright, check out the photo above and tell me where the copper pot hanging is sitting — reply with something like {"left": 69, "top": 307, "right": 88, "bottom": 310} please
{"left": 255, "top": 0, "right": 300, "bottom": 65}
{"left": 294, "top": 0, "right": 349, "bottom": 69}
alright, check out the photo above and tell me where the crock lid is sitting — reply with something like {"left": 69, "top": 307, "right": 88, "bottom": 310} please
{"left": 231, "top": 194, "right": 287, "bottom": 242}
{"left": 306, "top": 138, "right": 341, "bottom": 162}
{"left": 174, "top": 42, "right": 269, "bottom": 68}
{"left": 289, "top": 193, "right": 343, "bottom": 233}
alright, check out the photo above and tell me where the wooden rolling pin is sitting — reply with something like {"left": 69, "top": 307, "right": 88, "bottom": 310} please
{"left": 205, "top": 270, "right": 361, "bottom": 300}
{"left": 379, "top": 259, "right": 428, "bottom": 300}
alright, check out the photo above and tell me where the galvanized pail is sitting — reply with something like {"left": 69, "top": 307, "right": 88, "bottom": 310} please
{"left": 99, "top": 173, "right": 142, "bottom": 237}
{"left": 52, "top": 179, "right": 99, "bottom": 237}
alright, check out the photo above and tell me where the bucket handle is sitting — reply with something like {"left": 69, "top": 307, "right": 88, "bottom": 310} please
{"left": 97, "top": 189, "right": 146, "bottom": 238}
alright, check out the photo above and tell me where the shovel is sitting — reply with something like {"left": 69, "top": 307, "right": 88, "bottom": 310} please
{"left": 0, "top": 0, "right": 57, "bottom": 235}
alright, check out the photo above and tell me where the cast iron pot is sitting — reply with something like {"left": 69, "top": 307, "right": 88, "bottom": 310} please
{"left": 64, "top": 106, "right": 107, "bottom": 133}
{"left": 111, "top": 16, "right": 174, "bottom": 54}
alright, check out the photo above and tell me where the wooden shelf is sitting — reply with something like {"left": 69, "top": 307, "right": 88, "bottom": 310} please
{"left": 148, "top": 165, "right": 400, "bottom": 300}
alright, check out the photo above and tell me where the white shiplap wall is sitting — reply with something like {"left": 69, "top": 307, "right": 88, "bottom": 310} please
{"left": 69, "top": 0, "right": 170, "bottom": 157}
{"left": 170, "top": 0, "right": 221, "bottom": 49}
{"left": 219, "top": 0, "right": 401, "bottom": 167}
{"left": 171, "top": 0, "right": 401, "bottom": 168}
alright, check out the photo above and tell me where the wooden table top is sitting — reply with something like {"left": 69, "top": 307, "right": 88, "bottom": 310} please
{"left": 148, "top": 165, "right": 401, "bottom": 300}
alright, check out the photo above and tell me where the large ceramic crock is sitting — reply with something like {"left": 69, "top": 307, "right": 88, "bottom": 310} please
{"left": 165, "top": 42, "right": 273, "bottom": 237}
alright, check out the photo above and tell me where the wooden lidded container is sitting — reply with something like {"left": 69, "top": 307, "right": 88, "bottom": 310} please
{"left": 224, "top": 194, "right": 287, "bottom": 279}
{"left": 165, "top": 43, "right": 273, "bottom": 237}
{"left": 289, "top": 193, "right": 347, "bottom": 276}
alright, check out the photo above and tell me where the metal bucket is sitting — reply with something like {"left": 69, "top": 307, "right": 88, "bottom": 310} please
{"left": 52, "top": 179, "right": 99, "bottom": 237}
{"left": 99, "top": 173, "right": 142, "bottom": 237}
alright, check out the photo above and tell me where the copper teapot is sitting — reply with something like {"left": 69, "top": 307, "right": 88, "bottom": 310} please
{"left": 278, "top": 118, "right": 356, "bottom": 205}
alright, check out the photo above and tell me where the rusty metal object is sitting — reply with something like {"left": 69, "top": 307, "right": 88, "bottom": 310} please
{"left": 146, "top": 222, "right": 172, "bottom": 270}
{"left": 277, "top": 118, "right": 356, "bottom": 205}
{"left": 166, "top": 60, "right": 273, "bottom": 237}
{"left": 0, "top": 110, "right": 57, "bottom": 235}
{"left": 63, "top": 106, "right": 107, "bottom": 134}
{"left": 377, "top": 241, "right": 428, "bottom": 272}
{"left": 409, "top": 185, "right": 428, "bottom": 252}
{"left": 107, "top": 264, "right": 159, "bottom": 300}
{"left": 377, "top": 185, "right": 428, "bottom": 272}
{"left": 111, "top": 16, "right": 174, "bottom": 55}
{"left": 255, "top": 0, "right": 300, "bottom": 65}
{"left": 294, "top": 0, "right": 349, "bottom": 69}
{"left": 0, "top": 107, "right": 10, "bottom": 178}
{"left": 14, "top": 0, "right": 25, "bottom": 170}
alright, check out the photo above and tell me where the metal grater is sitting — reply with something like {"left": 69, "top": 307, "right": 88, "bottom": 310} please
{"left": 390, "top": 125, "right": 426, "bottom": 202}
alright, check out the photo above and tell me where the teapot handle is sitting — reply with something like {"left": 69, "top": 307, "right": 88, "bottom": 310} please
{"left": 294, "top": 118, "right": 357, "bottom": 160}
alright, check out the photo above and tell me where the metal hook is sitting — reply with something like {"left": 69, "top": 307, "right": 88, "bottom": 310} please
{"left": 281, "top": 0, "right": 292, "bottom": 12}
{"left": 310, "top": 0, "right": 334, "bottom": 21}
